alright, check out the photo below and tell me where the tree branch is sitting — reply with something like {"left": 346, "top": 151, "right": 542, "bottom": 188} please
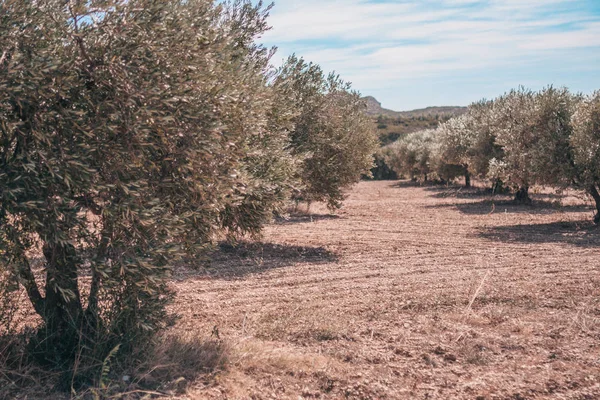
{"left": 85, "top": 232, "right": 110, "bottom": 319}
{"left": 2, "top": 218, "right": 46, "bottom": 318}
{"left": 68, "top": 2, "right": 95, "bottom": 70}
{"left": 0, "top": 49, "right": 9, "bottom": 67}
{"left": 15, "top": 253, "right": 46, "bottom": 318}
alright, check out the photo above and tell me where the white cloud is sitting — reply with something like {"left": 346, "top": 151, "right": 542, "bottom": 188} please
{"left": 260, "top": 0, "right": 600, "bottom": 109}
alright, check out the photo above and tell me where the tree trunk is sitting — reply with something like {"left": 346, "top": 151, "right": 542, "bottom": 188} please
{"left": 492, "top": 179, "right": 501, "bottom": 194}
{"left": 43, "top": 243, "right": 82, "bottom": 325}
{"left": 464, "top": 171, "right": 471, "bottom": 188}
{"left": 589, "top": 184, "right": 600, "bottom": 224}
{"left": 31, "top": 243, "right": 84, "bottom": 367}
{"left": 4, "top": 224, "right": 46, "bottom": 317}
{"left": 514, "top": 186, "right": 531, "bottom": 204}
{"left": 17, "top": 255, "right": 45, "bottom": 317}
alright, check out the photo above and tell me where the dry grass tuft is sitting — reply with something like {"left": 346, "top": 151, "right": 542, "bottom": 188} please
{"left": 231, "top": 338, "right": 336, "bottom": 375}
{"left": 0, "top": 330, "right": 230, "bottom": 399}
{"left": 131, "top": 332, "right": 230, "bottom": 395}
{"left": 0, "top": 333, "right": 60, "bottom": 400}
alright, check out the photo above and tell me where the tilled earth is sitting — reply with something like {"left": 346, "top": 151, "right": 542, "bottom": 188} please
{"left": 173, "top": 181, "right": 600, "bottom": 399}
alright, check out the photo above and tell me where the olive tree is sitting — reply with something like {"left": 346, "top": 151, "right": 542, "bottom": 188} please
{"left": 490, "top": 87, "right": 576, "bottom": 203}
{"left": 275, "top": 56, "right": 378, "bottom": 209}
{"left": 383, "top": 136, "right": 414, "bottom": 180}
{"left": 437, "top": 115, "right": 473, "bottom": 187}
{"left": 465, "top": 100, "right": 503, "bottom": 182}
{"left": 571, "top": 91, "right": 600, "bottom": 223}
{"left": 0, "top": 0, "right": 277, "bottom": 376}
{"left": 437, "top": 100, "right": 503, "bottom": 188}
{"left": 429, "top": 138, "right": 465, "bottom": 184}
{"left": 384, "top": 130, "right": 436, "bottom": 182}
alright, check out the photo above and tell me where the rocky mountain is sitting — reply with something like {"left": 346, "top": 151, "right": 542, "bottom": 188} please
{"left": 362, "top": 96, "right": 466, "bottom": 118}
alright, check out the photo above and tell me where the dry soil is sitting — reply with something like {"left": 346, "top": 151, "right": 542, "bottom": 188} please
{"left": 172, "top": 180, "right": 600, "bottom": 400}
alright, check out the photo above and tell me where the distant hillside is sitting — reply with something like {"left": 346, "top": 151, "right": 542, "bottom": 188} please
{"left": 362, "top": 96, "right": 466, "bottom": 146}
{"left": 363, "top": 96, "right": 466, "bottom": 118}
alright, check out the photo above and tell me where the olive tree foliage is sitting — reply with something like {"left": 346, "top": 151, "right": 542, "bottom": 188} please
{"left": 571, "top": 91, "right": 600, "bottom": 223}
{"left": 384, "top": 85, "right": 599, "bottom": 222}
{"left": 369, "top": 150, "right": 398, "bottom": 180}
{"left": 217, "top": 6, "right": 299, "bottom": 238}
{"left": 437, "top": 100, "right": 502, "bottom": 188}
{"left": 437, "top": 115, "right": 473, "bottom": 186}
{"left": 489, "top": 86, "right": 576, "bottom": 203}
{"left": 219, "top": 85, "right": 299, "bottom": 237}
{"left": 384, "top": 130, "right": 436, "bottom": 182}
{"left": 382, "top": 135, "right": 411, "bottom": 180}
{"left": 0, "top": 0, "right": 280, "bottom": 373}
{"left": 275, "top": 56, "right": 378, "bottom": 209}
{"left": 466, "top": 100, "right": 503, "bottom": 179}
{"left": 429, "top": 140, "right": 465, "bottom": 184}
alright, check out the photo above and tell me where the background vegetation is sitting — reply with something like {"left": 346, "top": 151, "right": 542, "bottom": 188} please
{"left": 382, "top": 86, "right": 600, "bottom": 221}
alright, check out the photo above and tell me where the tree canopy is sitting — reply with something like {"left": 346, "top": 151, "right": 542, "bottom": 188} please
{"left": 383, "top": 86, "right": 600, "bottom": 220}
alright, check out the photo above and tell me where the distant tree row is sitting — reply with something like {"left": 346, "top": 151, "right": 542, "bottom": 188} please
{"left": 383, "top": 87, "right": 600, "bottom": 223}
{"left": 0, "top": 0, "right": 377, "bottom": 385}
{"left": 374, "top": 113, "right": 456, "bottom": 146}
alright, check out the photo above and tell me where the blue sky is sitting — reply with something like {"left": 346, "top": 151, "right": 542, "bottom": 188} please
{"left": 258, "top": 0, "right": 600, "bottom": 111}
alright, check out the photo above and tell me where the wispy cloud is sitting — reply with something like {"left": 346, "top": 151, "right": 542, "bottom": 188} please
{"left": 260, "top": 0, "right": 600, "bottom": 110}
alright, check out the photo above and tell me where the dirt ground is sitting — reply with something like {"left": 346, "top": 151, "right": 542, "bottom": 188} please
{"left": 171, "top": 180, "right": 600, "bottom": 400}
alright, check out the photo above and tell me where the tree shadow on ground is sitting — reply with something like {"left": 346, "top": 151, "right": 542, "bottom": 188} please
{"left": 391, "top": 180, "right": 428, "bottom": 188}
{"left": 424, "top": 185, "right": 511, "bottom": 199}
{"left": 474, "top": 220, "right": 599, "bottom": 248}
{"left": 424, "top": 184, "right": 586, "bottom": 202}
{"left": 275, "top": 213, "right": 340, "bottom": 225}
{"left": 393, "top": 180, "right": 489, "bottom": 194}
{"left": 180, "top": 242, "right": 339, "bottom": 280}
{"left": 423, "top": 199, "right": 591, "bottom": 215}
